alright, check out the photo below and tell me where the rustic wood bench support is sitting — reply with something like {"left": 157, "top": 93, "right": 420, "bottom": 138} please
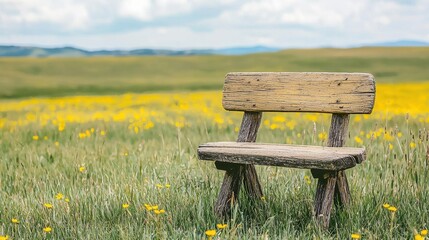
{"left": 311, "top": 113, "right": 351, "bottom": 227}
{"left": 214, "top": 111, "right": 263, "bottom": 217}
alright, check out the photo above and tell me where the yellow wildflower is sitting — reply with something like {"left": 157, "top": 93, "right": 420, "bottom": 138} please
{"left": 216, "top": 223, "right": 228, "bottom": 229}
{"left": 318, "top": 132, "right": 327, "bottom": 141}
{"left": 205, "top": 229, "right": 216, "bottom": 238}
{"left": 43, "top": 226, "right": 52, "bottom": 233}
{"left": 354, "top": 116, "right": 362, "bottom": 122}
{"left": 65, "top": 198, "right": 70, "bottom": 203}
{"left": 410, "top": 142, "right": 416, "bottom": 149}
{"left": 11, "top": 218, "right": 19, "bottom": 224}
{"left": 397, "top": 132, "right": 402, "bottom": 138}
{"left": 79, "top": 166, "right": 85, "bottom": 173}
{"left": 383, "top": 203, "right": 390, "bottom": 209}
{"left": 152, "top": 205, "right": 159, "bottom": 210}
{"left": 389, "top": 143, "right": 393, "bottom": 150}
{"left": 156, "top": 184, "right": 164, "bottom": 189}
{"left": 58, "top": 122, "right": 65, "bottom": 132}
{"left": 144, "top": 204, "right": 153, "bottom": 211}
{"left": 165, "top": 184, "right": 171, "bottom": 188}
{"left": 0, "top": 235, "right": 9, "bottom": 240}
{"left": 33, "top": 135, "right": 39, "bottom": 140}
{"left": 122, "top": 203, "right": 129, "bottom": 209}
{"left": 44, "top": 203, "right": 53, "bottom": 209}
{"left": 154, "top": 209, "right": 165, "bottom": 215}
{"left": 304, "top": 175, "right": 311, "bottom": 185}
{"left": 43, "top": 136, "right": 48, "bottom": 140}
{"left": 55, "top": 193, "right": 64, "bottom": 200}
{"left": 421, "top": 229, "right": 428, "bottom": 236}
{"left": 383, "top": 132, "right": 393, "bottom": 141}
{"left": 175, "top": 121, "right": 185, "bottom": 128}
{"left": 100, "top": 130, "right": 106, "bottom": 136}
{"left": 351, "top": 233, "right": 361, "bottom": 239}
{"left": 387, "top": 206, "right": 397, "bottom": 212}
{"left": 415, "top": 234, "right": 424, "bottom": 240}
{"left": 354, "top": 136, "right": 363, "bottom": 144}
{"left": 54, "top": 141, "right": 60, "bottom": 146}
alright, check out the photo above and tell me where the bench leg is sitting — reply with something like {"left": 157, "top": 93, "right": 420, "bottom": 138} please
{"left": 334, "top": 170, "right": 351, "bottom": 208}
{"left": 314, "top": 173, "right": 337, "bottom": 228}
{"left": 243, "top": 165, "right": 264, "bottom": 200}
{"left": 214, "top": 165, "right": 243, "bottom": 217}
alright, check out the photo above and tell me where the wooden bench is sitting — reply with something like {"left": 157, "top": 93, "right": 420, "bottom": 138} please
{"left": 197, "top": 72, "right": 376, "bottom": 228}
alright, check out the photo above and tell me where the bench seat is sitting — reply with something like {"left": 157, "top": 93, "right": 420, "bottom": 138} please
{"left": 198, "top": 142, "right": 365, "bottom": 171}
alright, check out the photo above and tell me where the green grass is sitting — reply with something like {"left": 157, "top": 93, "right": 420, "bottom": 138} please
{"left": 0, "top": 114, "right": 428, "bottom": 239}
{"left": 1, "top": 47, "right": 429, "bottom": 98}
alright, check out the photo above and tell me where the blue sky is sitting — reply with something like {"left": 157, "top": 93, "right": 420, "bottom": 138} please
{"left": 0, "top": 0, "right": 428, "bottom": 50}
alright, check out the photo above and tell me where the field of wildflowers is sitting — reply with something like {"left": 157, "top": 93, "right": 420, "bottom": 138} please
{"left": 0, "top": 81, "right": 428, "bottom": 239}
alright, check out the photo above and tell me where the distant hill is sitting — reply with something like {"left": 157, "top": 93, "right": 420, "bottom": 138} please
{"left": 365, "top": 40, "right": 429, "bottom": 47}
{"left": 0, "top": 45, "right": 280, "bottom": 57}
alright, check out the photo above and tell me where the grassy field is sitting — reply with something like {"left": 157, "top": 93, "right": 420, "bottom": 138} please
{"left": 0, "top": 48, "right": 429, "bottom": 239}
{"left": 1, "top": 47, "right": 429, "bottom": 98}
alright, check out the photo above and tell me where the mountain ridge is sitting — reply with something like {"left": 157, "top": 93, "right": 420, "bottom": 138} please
{"left": 1, "top": 40, "right": 428, "bottom": 57}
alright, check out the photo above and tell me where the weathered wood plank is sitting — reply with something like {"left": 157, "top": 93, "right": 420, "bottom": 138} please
{"left": 223, "top": 72, "right": 375, "bottom": 114}
{"left": 214, "top": 112, "right": 263, "bottom": 217}
{"left": 198, "top": 142, "right": 365, "bottom": 170}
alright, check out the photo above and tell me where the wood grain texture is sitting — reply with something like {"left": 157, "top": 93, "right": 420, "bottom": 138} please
{"left": 314, "top": 175, "right": 337, "bottom": 228}
{"left": 328, "top": 114, "right": 352, "bottom": 207}
{"left": 214, "top": 112, "right": 263, "bottom": 217}
{"left": 223, "top": 72, "right": 375, "bottom": 114}
{"left": 198, "top": 142, "right": 365, "bottom": 170}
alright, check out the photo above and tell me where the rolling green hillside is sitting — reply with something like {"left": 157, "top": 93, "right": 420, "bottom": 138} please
{"left": 1, "top": 47, "right": 429, "bottom": 98}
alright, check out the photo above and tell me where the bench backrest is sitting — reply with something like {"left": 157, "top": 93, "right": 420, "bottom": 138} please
{"left": 223, "top": 72, "right": 376, "bottom": 114}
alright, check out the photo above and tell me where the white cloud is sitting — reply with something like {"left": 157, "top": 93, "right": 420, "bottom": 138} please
{"left": 0, "top": 0, "right": 91, "bottom": 30}
{"left": 0, "top": 0, "right": 428, "bottom": 48}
